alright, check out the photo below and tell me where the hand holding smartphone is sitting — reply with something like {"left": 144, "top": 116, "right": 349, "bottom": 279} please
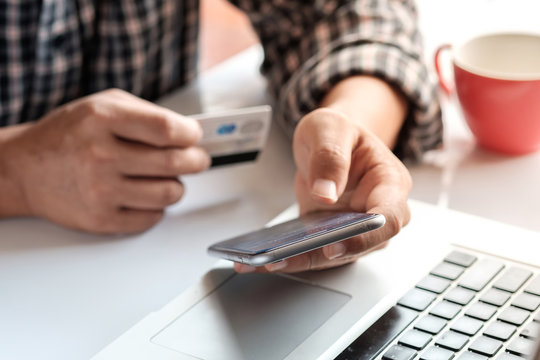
{"left": 207, "top": 211, "right": 385, "bottom": 266}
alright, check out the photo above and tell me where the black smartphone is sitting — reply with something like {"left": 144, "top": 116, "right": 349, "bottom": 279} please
{"left": 207, "top": 211, "right": 385, "bottom": 266}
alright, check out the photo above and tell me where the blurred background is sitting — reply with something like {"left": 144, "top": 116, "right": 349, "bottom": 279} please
{"left": 199, "top": 0, "right": 540, "bottom": 70}
{"left": 199, "top": 0, "right": 258, "bottom": 71}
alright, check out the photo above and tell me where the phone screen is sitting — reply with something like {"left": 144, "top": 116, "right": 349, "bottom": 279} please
{"left": 210, "top": 211, "right": 381, "bottom": 255}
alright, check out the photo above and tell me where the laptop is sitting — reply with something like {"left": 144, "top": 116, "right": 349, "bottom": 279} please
{"left": 92, "top": 200, "right": 540, "bottom": 360}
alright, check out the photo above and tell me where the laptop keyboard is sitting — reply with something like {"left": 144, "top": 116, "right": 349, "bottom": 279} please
{"left": 335, "top": 250, "right": 540, "bottom": 360}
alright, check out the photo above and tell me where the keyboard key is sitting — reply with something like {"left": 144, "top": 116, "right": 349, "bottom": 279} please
{"left": 465, "top": 302, "right": 498, "bottom": 321}
{"left": 445, "top": 287, "right": 476, "bottom": 306}
{"left": 417, "top": 275, "right": 452, "bottom": 294}
{"left": 398, "top": 289, "right": 437, "bottom": 312}
{"left": 420, "top": 345, "right": 455, "bottom": 360}
{"left": 431, "top": 262, "right": 465, "bottom": 280}
{"left": 435, "top": 330, "right": 469, "bottom": 351}
{"left": 495, "top": 353, "right": 523, "bottom": 360}
{"left": 382, "top": 344, "right": 417, "bottom": 360}
{"left": 497, "top": 307, "right": 530, "bottom": 326}
{"left": 492, "top": 267, "right": 532, "bottom": 293}
{"left": 520, "top": 321, "right": 540, "bottom": 339}
{"left": 457, "top": 352, "right": 488, "bottom": 360}
{"left": 445, "top": 251, "right": 477, "bottom": 267}
{"left": 479, "top": 288, "right": 511, "bottom": 307}
{"left": 524, "top": 275, "right": 540, "bottom": 296}
{"left": 398, "top": 329, "right": 432, "bottom": 350}
{"left": 451, "top": 316, "right": 484, "bottom": 336}
{"left": 457, "top": 351, "right": 488, "bottom": 360}
{"left": 483, "top": 321, "right": 517, "bottom": 341}
{"left": 458, "top": 259, "right": 505, "bottom": 292}
{"left": 429, "top": 301, "right": 462, "bottom": 320}
{"left": 469, "top": 336, "right": 503, "bottom": 357}
{"left": 334, "top": 306, "right": 418, "bottom": 360}
{"left": 511, "top": 293, "right": 540, "bottom": 312}
{"left": 414, "top": 315, "right": 447, "bottom": 335}
{"left": 506, "top": 337, "right": 536, "bottom": 357}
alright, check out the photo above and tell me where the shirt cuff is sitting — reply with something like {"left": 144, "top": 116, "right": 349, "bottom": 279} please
{"left": 276, "top": 41, "right": 443, "bottom": 161}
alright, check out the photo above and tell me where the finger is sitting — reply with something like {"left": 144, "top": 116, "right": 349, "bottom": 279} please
{"left": 91, "top": 90, "right": 203, "bottom": 148}
{"left": 319, "top": 140, "right": 411, "bottom": 257}
{"left": 316, "top": 186, "right": 410, "bottom": 260}
{"left": 234, "top": 246, "right": 367, "bottom": 274}
{"left": 316, "top": 192, "right": 410, "bottom": 262}
{"left": 265, "top": 250, "right": 358, "bottom": 273}
{"left": 115, "top": 140, "right": 211, "bottom": 177}
{"left": 116, "top": 177, "right": 185, "bottom": 210}
{"left": 234, "top": 263, "right": 267, "bottom": 274}
{"left": 293, "top": 109, "right": 357, "bottom": 204}
{"left": 349, "top": 160, "right": 412, "bottom": 244}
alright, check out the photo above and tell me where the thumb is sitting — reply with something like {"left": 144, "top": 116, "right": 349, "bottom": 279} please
{"left": 293, "top": 109, "right": 356, "bottom": 204}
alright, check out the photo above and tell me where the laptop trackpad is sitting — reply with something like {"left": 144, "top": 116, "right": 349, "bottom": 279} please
{"left": 151, "top": 272, "right": 350, "bottom": 360}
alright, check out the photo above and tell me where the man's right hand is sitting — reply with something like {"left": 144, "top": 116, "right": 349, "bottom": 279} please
{"left": 0, "top": 89, "right": 210, "bottom": 234}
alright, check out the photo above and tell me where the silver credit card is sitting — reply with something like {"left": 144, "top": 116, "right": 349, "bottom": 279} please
{"left": 191, "top": 106, "right": 272, "bottom": 167}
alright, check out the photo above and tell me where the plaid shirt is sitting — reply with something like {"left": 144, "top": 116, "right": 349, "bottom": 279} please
{"left": 0, "top": 0, "right": 442, "bottom": 160}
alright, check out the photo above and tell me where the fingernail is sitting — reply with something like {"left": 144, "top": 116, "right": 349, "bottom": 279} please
{"left": 265, "top": 260, "right": 288, "bottom": 272}
{"left": 324, "top": 243, "right": 346, "bottom": 260}
{"left": 235, "top": 263, "right": 257, "bottom": 273}
{"left": 312, "top": 179, "right": 337, "bottom": 202}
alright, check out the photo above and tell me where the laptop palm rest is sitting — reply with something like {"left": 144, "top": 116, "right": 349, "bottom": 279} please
{"left": 151, "top": 271, "right": 350, "bottom": 360}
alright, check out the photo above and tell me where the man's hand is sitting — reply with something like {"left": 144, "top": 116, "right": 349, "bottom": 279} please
{"left": 235, "top": 76, "right": 412, "bottom": 273}
{"left": 0, "top": 89, "right": 210, "bottom": 234}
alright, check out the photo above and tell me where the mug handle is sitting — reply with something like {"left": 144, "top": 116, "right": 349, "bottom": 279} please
{"left": 434, "top": 44, "right": 453, "bottom": 95}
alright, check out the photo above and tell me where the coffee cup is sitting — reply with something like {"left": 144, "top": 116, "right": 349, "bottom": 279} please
{"left": 435, "top": 32, "right": 540, "bottom": 155}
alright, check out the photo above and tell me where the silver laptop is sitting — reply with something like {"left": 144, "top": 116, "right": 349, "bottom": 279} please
{"left": 92, "top": 200, "right": 540, "bottom": 360}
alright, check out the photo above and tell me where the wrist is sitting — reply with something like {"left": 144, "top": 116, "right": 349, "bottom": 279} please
{"left": 0, "top": 123, "right": 34, "bottom": 217}
{"left": 320, "top": 75, "right": 408, "bottom": 148}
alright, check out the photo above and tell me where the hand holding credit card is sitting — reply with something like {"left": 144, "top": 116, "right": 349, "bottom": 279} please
{"left": 190, "top": 106, "right": 272, "bottom": 168}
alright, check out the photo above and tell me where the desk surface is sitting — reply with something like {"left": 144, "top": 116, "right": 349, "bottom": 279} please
{"left": 2, "top": 1, "right": 540, "bottom": 359}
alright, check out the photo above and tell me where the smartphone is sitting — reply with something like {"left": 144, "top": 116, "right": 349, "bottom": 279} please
{"left": 207, "top": 211, "right": 385, "bottom": 266}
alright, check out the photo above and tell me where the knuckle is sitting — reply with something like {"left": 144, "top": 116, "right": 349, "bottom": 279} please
{"left": 163, "top": 149, "right": 183, "bottom": 172}
{"left": 154, "top": 114, "right": 176, "bottom": 143}
{"left": 85, "top": 143, "right": 115, "bottom": 166}
{"left": 383, "top": 211, "right": 403, "bottom": 238}
{"left": 102, "top": 88, "right": 127, "bottom": 98}
{"left": 78, "top": 99, "right": 101, "bottom": 119}
{"left": 76, "top": 99, "right": 111, "bottom": 130}
{"left": 314, "top": 144, "right": 348, "bottom": 169}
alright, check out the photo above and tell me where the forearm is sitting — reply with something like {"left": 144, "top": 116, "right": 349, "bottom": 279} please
{"left": 320, "top": 75, "right": 408, "bottom": 149}
{"left": 0, "top": 124, "right": 32, "bottom": 217}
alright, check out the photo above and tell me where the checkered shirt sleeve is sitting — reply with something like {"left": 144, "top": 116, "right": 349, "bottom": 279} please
{"left": 1, "top": 0, "right": 441, "bottom": 160}
{"left": 0, "top": 0, "right": 198, "bottom": 126}
{"left": 232, "top": 0, "right": 443, "bottom": 160}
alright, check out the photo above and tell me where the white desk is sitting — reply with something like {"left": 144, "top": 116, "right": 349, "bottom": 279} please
{"left": 2, "top": 1, "right": 540, "bottom": 359}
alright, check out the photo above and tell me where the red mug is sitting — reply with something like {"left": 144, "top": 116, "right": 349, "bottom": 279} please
{"left": 435, "top": 33, "right": 540, "bottom": 155}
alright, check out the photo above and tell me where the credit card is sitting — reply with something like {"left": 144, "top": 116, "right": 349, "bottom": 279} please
{"left": 191, "top": 106, "right": 272, "bottom": 167}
